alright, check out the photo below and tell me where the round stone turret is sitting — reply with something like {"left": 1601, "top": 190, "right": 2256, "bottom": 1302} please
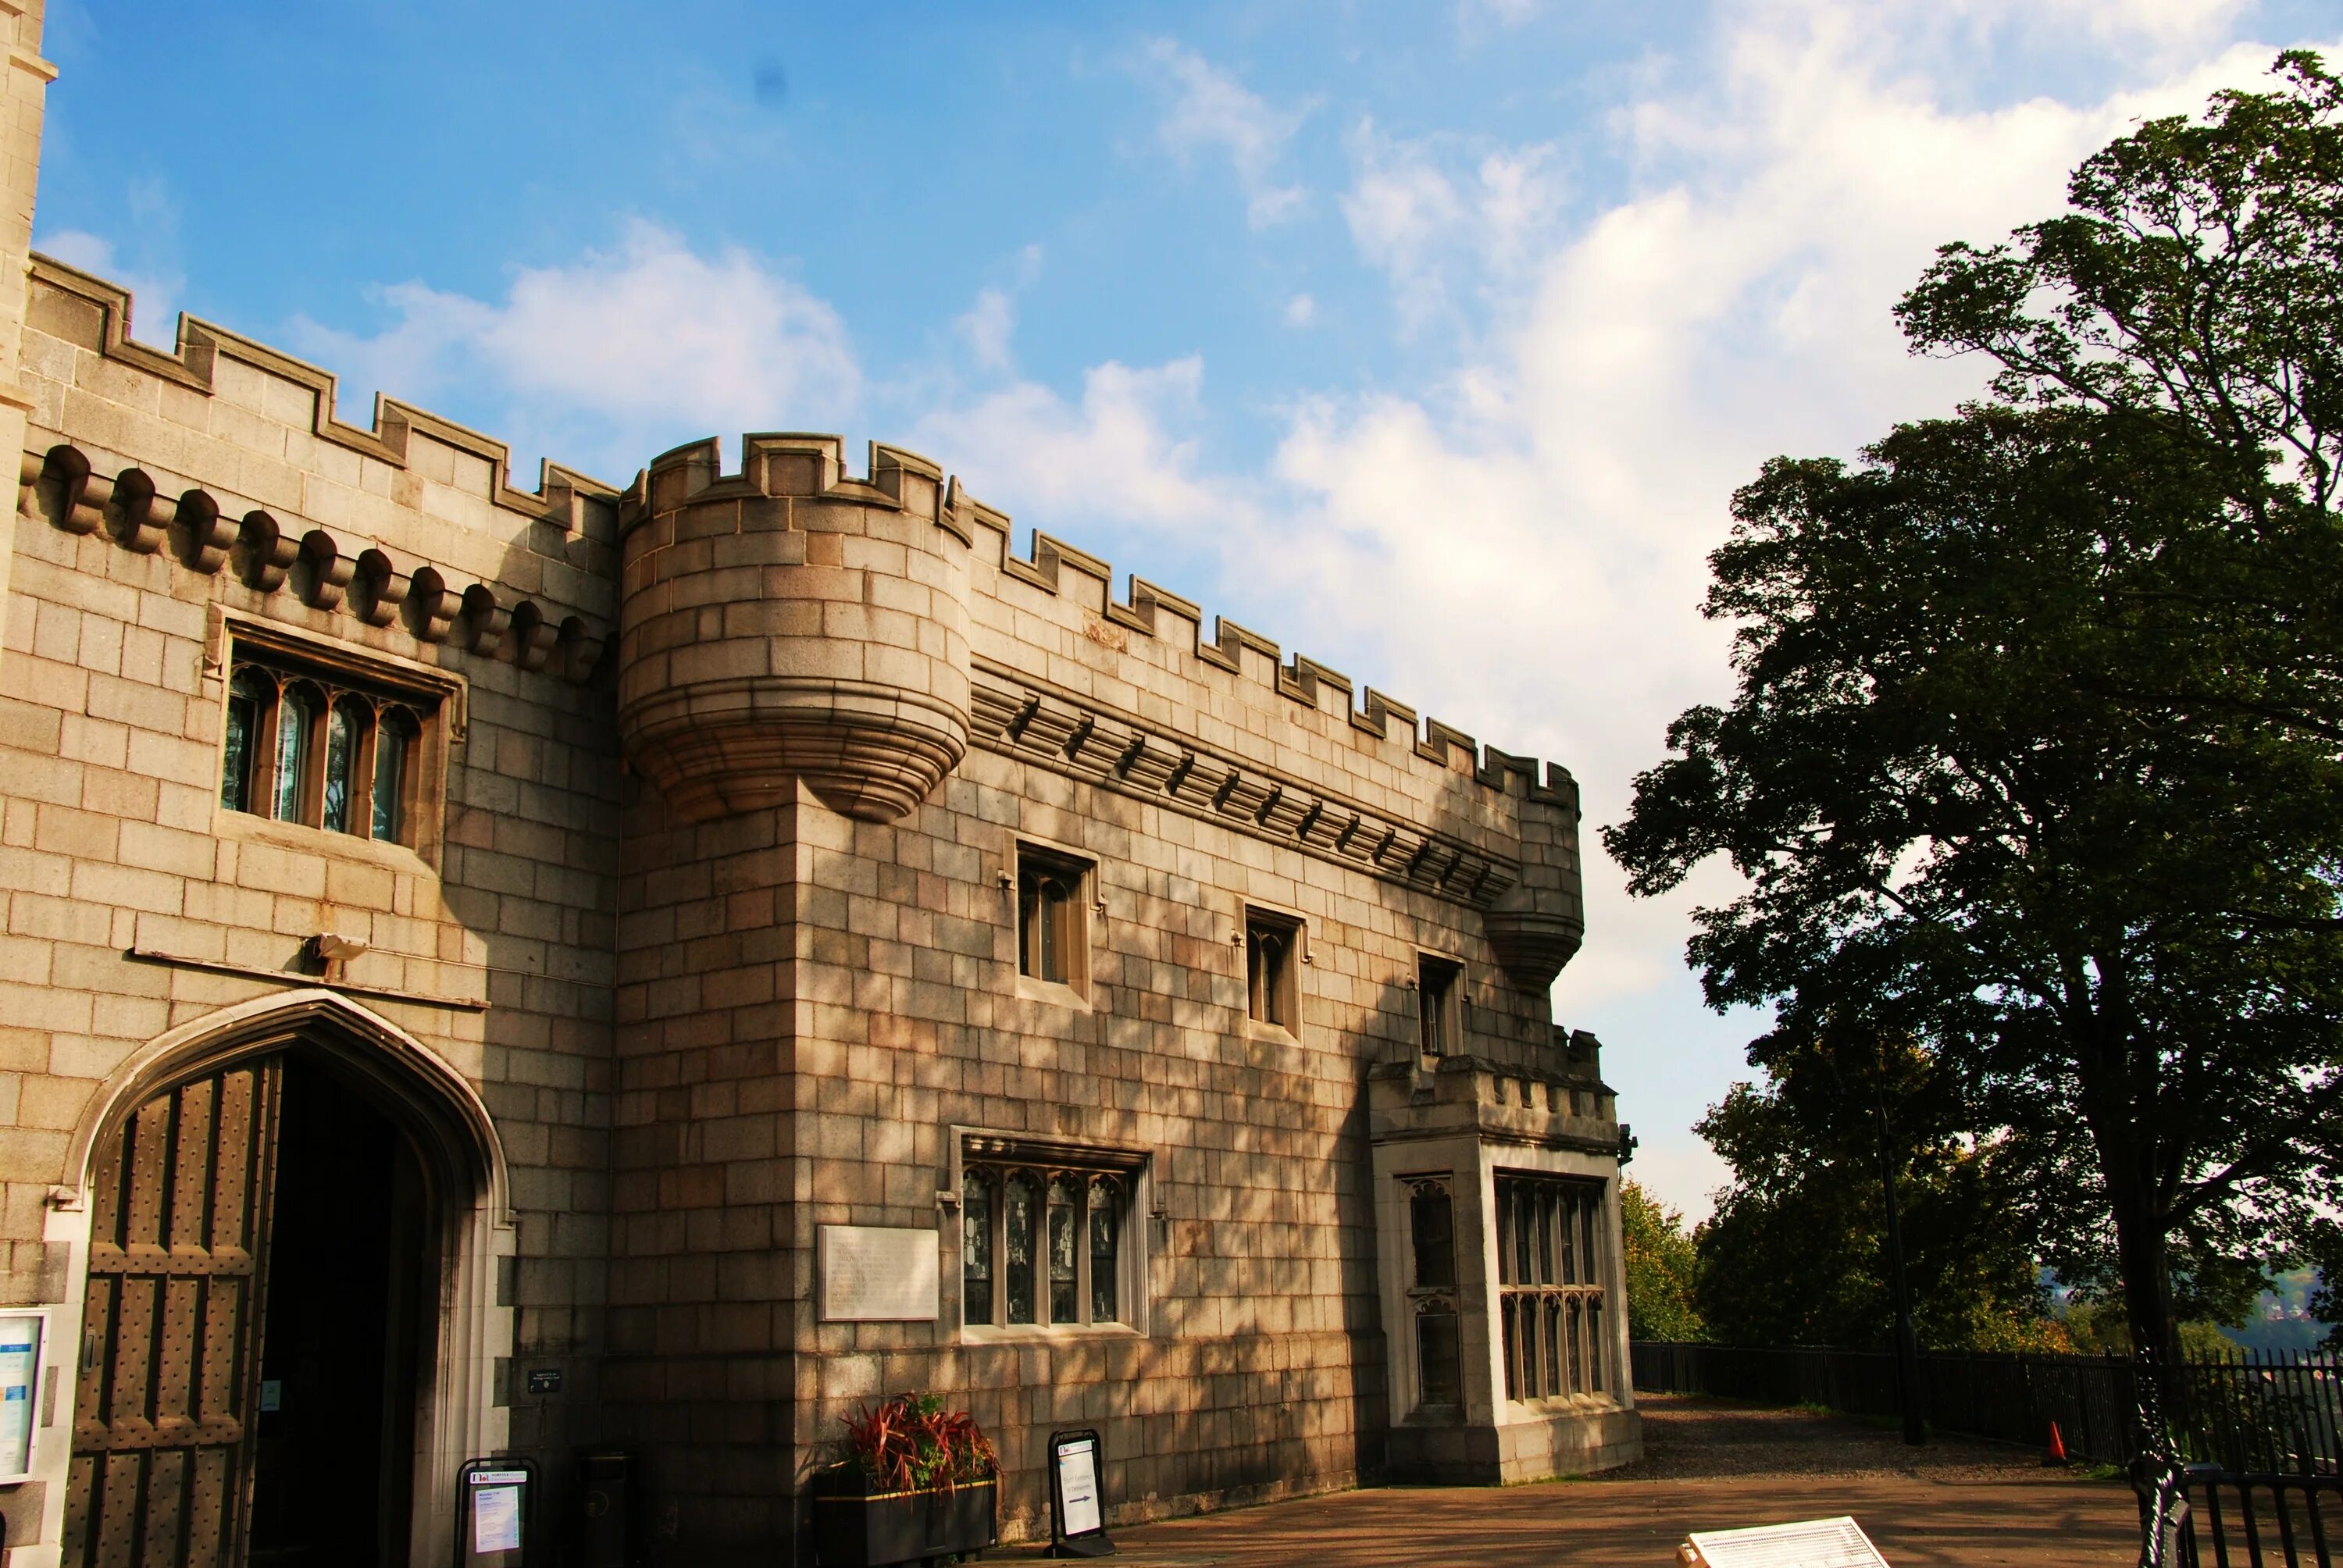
{"left": 616, "top": 434, "right": 973, "bottom": 822}
{"left": 1481, "top": 774, "right": 1585, "bottom": 991}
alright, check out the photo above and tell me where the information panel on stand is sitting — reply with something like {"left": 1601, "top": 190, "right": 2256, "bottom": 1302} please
{"left": 1047, "top": 1428, "right": 1114, "bottom": 1558}
{"left": 458, "top": 1456, "right": 538, "bottom": 1567}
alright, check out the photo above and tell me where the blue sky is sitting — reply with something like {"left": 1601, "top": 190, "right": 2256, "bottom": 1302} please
{"left": 34, "top": 0, "right": 2343, "bottom": 1220}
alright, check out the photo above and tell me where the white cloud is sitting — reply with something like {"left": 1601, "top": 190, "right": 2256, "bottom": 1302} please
{"left": 1339, "top": 122, "right": 1567, "bottom": 333}
{"left": 1142, "top": 38, "right": 1309, "bottom": 227}
{"left": 291, "top": 220, "right": 860, "bottom": 482}
{"left": 1285, "top": 294, "right": 1318, "bottom": 327}
{"left": 957, "top": 287, "right": 1017, "bottom": 373}
{"left": 911, "top": 356, "right": 1230, "bottom": 533}
{"left": 1464, "top": 0, "right": 1541, "bottom": 26}
{"left": 1900, "top": 0, "right": 2248, "bottom": 56}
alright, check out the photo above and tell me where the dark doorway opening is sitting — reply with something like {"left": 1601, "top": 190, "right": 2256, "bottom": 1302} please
{"left": 248, "top": 1051, "right": 432, "bottom": 1567}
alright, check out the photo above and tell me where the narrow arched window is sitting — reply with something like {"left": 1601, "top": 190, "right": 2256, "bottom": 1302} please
{"left": 1004, "top": 1174, "right": 1039, "bottom": 1325}
{"left": 1246, "top": 911, "right": 1300, "bottom": 1028}
{"left": 273, "top": 684, "right": 318, "bottom": 823}
{"left": 221, "top": 668, "right": 273, "bottom": 814}
{"left": 373, "top": 708, "right": 415, "bottom": 843}
{"left": 1088, "top": 1176, "right": 1120, "bottom": 1324}
{"left": 1047, "top": 1174, "right": 1079, "bottom": 1324}
{"left": 962, "top": 1172, "right": 995, "bottom": 1327}
{"left": 323, "top": 697, "right": 369, "bottom": 834}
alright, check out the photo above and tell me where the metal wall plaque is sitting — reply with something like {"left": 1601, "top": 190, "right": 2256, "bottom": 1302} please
{"left": 817, "top": 1225, "right": 940, "bottom": 1321}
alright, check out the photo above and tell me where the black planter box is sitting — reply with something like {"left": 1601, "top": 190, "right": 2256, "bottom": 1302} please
{"left": 812, "top": 1474, "right": 997, "bottom": 1566}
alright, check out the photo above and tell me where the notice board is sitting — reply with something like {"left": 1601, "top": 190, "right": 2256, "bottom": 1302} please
{"left": 818, "top": 1225, "right": 939, "bottom": 1321}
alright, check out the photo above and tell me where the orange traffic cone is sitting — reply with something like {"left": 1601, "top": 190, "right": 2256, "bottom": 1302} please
{"left": 2045, "top": 1421, "right": 2069, "bottom": 1466}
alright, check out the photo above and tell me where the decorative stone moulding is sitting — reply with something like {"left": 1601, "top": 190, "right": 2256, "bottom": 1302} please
{"left": 966, "top": 665, "right": 1525, "bottom": 908}
{"left": 615, "top": 434, "right": 975, "bottom": 824}
{"left": 17, "top": 442, "right": 607, "bottom": 686}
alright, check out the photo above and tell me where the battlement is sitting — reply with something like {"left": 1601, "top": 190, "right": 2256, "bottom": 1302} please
{"left": 19, "top": 255, "right": 1576, "bottom": 825}
{"left": 622, "top": 431, "right": 1578, "bottom": 814}
{"left": 25, "top": 254, "right": 623, "bottom": 538}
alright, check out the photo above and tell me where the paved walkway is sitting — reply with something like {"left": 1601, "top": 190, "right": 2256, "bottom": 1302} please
{"left": 1007, "top": 1396, "right": 2142, "bottom": 1565}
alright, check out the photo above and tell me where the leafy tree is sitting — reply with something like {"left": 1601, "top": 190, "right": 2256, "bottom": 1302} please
{"left": 1689, "top": 1028, "right": 2059, "bottom": 1352}
{"left": 2059, "top": 1299, "right": 2236, "bottom": 1360}
{"left": 1607, "top": 54, "right": 2343, "bottom": 1371}
{"left": 1620, "top": 1178, "right": 1706, "bottom": 1342}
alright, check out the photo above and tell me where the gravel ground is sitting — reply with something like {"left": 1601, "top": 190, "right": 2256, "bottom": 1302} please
{"left": 1617, "top": 1392, "right": 2057, "bottom": 1482}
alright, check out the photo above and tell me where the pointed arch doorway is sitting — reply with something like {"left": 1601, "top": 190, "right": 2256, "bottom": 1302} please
{"left": 55, "top": 992, "right": 512, "bottom": 1568}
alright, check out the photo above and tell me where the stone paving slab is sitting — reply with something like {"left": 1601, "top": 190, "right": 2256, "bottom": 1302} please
{"left": 1010, "top": 1473, "right": 2138, "bottom": 1565}
{"left": 999, "top": 1396, "right": 2141, "bottom": 1564}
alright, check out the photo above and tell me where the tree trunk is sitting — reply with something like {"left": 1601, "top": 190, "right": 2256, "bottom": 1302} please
{"left": 2069, "top": 983, "right": 2184, "bottom": 1437}
{"left": 2083, "top": 1071, "right": 2184, "bottom": 1434}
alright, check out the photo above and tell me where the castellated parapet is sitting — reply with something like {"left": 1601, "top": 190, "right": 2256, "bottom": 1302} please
{"left": 616, "top": 433, "right": 973, "bottom": 821}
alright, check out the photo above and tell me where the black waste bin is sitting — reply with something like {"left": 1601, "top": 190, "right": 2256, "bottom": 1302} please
{"left": 579, "top": 1449, "right": 635, "bottom": 1568}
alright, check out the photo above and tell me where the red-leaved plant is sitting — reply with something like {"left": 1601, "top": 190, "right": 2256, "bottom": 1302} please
{"left": 839, "top": 1393, "right": 998, "bottom": 1494}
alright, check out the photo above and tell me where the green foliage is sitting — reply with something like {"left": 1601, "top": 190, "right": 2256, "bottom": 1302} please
{"left": 1897, "top": 51, "right": 2343, "bottom": 513}
{"left": 1620, "top": 1178, "right": 1706, "bottom": 1341}
{"left": 1687, "top": 1030, "right": 2059, "bottom": 1352}
{"left": 1606, "top": 53, "right": 2343, "bottom": 1362}
{"left": 2058, "top": 1299, "right": 2234, "bottom": 1360}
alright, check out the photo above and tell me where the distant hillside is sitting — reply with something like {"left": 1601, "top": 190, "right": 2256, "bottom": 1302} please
{"left": 2220, "top": 1270, "right": 2332, "bottom": 1354}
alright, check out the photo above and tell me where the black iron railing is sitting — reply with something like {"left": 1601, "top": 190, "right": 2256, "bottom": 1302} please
{"left": 2178, "top": 1466, "right": 2343, "bottom": 1567}
{"left": 1631, "top": 1342, "right": 2341, "bottom": 1472}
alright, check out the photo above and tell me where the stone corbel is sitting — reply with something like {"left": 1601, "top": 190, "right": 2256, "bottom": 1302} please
{"left": 102, "top": 467, "right": 166, "bottom": 553}
{"left": 234, "top": 510, "right": 298, "bottom": 592}
{"left": 352, "top": 548, "right": 412, "bottom": 628}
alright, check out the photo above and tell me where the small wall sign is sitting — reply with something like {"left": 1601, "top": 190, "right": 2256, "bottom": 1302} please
{"left": 1047, "top": 1427, "right": 1114, "bottom": 1558}
{"left": 0, "top": 1309, "right": 44, "bottom": 1483}
{"left": 525, "top": 1367, "right": 563, "bottom": 1395}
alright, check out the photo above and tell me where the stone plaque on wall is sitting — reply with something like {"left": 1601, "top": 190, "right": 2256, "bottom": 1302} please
{"left": 818, "top": 1225, "right": 940, "bottom": 1321}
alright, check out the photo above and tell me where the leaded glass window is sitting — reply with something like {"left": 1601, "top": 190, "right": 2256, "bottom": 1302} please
{"left": 273, "top": 683, "right": 316, "bottom": 822}
{"left": 216, "top": 645, "right": 436, "bottom": 847}
{"left": 962, "top": 1178, "right": 994, "bottom": 1326}
{"left": 961, "top": 1146, "right": 1133, "bottom": 1333}
{"left": 1495, "top": 1172, "right": 1610, "bottom": 1401}
{"left": 323, "top": 697, "right": 367, "bottom": 834}
{"left": 1402, "top": 1174, "right": 1464, "bottom": 1413}
{"left": 221, "top": 668, "right": 269, "bottom": 812}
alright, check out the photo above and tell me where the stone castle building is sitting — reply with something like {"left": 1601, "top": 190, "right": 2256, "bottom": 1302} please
{"left": 0, "top": 11, "right": 1638, "bottom": 1565}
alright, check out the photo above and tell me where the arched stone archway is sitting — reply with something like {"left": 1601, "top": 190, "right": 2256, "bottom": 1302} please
{"left": 45, "top": 991, "right": 515, "bottom": 1568}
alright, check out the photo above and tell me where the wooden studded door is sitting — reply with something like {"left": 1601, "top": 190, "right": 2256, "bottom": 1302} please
{"left": 63, "top": 1058, "right": 282, "bottom": 1568}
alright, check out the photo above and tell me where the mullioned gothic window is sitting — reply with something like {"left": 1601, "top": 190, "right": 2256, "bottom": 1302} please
{"left": 961, "top": 1143, "right": 1134, "bottom": 1331}
{"left": 219, "top": 647, "right": 431, "bottom": 846}
{"left": 1495, "top": 1172, "right": 1610, "bottom": 1402}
